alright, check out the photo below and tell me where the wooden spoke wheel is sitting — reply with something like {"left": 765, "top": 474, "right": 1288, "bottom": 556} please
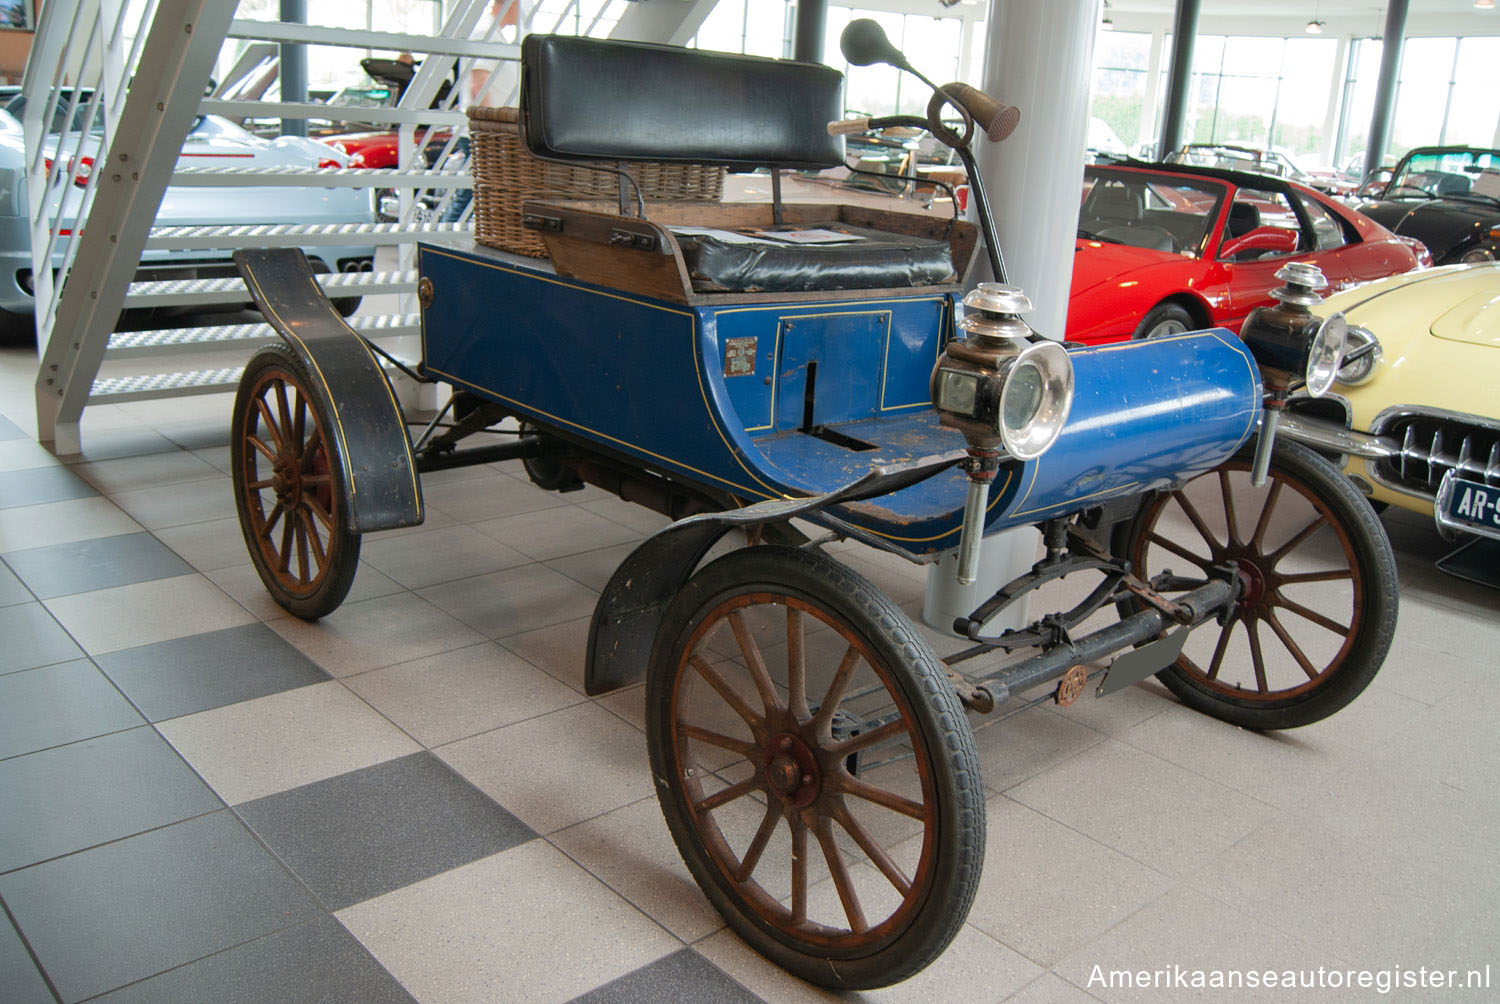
{"left": 646, "top": 546, "right": 984, "bottom": 989}
{"left": 231, "top": 344, "right": 359, "bottom": 620}
{"left": 1115, "top": 439, "right": 1397, "bottom": 729}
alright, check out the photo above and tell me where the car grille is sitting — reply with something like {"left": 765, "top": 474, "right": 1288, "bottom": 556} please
{"left": 1372, "top": 411, "right": 1500, "bottom": 497}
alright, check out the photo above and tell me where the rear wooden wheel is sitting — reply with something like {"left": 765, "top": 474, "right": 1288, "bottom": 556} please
{"left": 231, "top": 344, "right": 359, "bottom": 620}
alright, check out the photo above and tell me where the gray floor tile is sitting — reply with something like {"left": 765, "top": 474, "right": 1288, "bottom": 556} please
{"left": 417, "top": 562, "right": 600, "bottom": 639}
{"left": 0, "top": 811, "right": 321, "bottom": 1003}
{"left": 0, "top": 465, "right": 98, "bottom": 509}
{"left": 91, "top": 916, "right": 417, "bottom": 1004}
{"left": 0, "top": 660, "right": 144, "bottom": 759}
{"left": 109, "top": 476, "right": 236, "bottom": 530}
{"left": 0, "top": 437, "right": 57, "bottom": 473}
{"left": 0, "top": 725, "right": 219, "bottom": 871}
{"left": 266, "top": 592, "right": 486, "bottom": 677}
{"left": 0, "top": 913, "right": 55, "bottom": 1004}
{"left": 0, "top": 557, "right": 31, "bottom": 606}
{"left": 360, "top": 524, "right": 531, "bottom": 590}
{"left": 96, "top": 622, "right": 330, "bottom": 721}
{"left": 567, "top": 948, "right": 766, "bottom": 1004}
{"left": 2, "top": 532, "right": 193, "bottom": 599}
{"left": 0, "top": 602, "right": 83, "bottom": 675}
{"left": 0, "top": 411, "right": 23, "bottom": 441}
{"left": 236, "top": 752, "right": 535, "bottom": 910}
{"left": 72, "top": 449, "right": 223, "bottom": 496}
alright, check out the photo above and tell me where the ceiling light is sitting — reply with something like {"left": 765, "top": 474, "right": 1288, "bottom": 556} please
{"left": 1477, "top": 0, "right": 1495, "bottom": 10}
{"left": 1306, "top": 19, "right": 1324, "bottom": 33}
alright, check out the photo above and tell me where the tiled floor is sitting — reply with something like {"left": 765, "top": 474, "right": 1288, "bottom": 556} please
{"left": 2, "top": 336, "right": 1498, "bottom": 1004}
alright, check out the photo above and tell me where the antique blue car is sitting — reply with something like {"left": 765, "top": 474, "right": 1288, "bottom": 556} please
{"left": 228, "top": 25, "right": 1397, "bottom": 990}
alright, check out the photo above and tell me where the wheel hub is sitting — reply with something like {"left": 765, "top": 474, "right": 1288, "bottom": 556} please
{"left": 271, "top": 454, "right": 302, "bottom": 507}
{"left": 1232, "top": 555, "right": 1267, "bottom": 611}
{"left": 763, "top": 733, "right": 820, "bottom": 808}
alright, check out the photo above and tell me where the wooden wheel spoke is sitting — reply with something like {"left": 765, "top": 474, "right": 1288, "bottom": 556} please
{"left": 693, "top": 775, "right": 761, "bottom": 814}
{"left": 294, "top": 512, "right": 310, "bottom": 582}
{"left": 1174, "top": 490, "right": 1223, "bottom": 553}
{"left": 1144, "top": 531, "right": 1211, "bottom": 569}
{"left": 247, "top": 477, "right": 275, "bottom": 491}
{"left": 1275, "top": 597, "right": 1352, "bottom": 638}
{"left": 831, "top": 801, "right": 912, "bottom": 897}
{"left": 809, "top": 644, "right": 862, "bottom": 739}
{"left": 727, "top": 610, "right": 783, "bottom": 718}
{"left": 734, "top": 802, "right": 782, "bottom": 884}
{"left": 790, "top": 817, "right": 808, "bottom": 925}
{"left": 1247, "top": 619, "right": 1269, "bottom": 693}
{"left": 1277, "top": 567, "right": 1353, "bottom": 585}
{"left": 304, "top": 423, "right": 324, "bottom": 458}
{"left": 689, "top": 656, "right": 764, "bottom": 733}
{"left": 810, "top": 816, "right": 868, "bottom": 934}
{"left": 786, "top": 608, "right": 810, "bottom": 721}
{"left": 1267, "top": 514, "right": 1327, "bottom": 566}
{"left": 253, "top": 398, "right": 283, "bottom": 449}
{"left": 277, "top": 510, "right": 295, "bottom": 573}
{"left": 303, "top": 493, "right": 335, "bottom": 532}
{"left": 1218, "top": 469, "right": 1242, "bottom": 545}
{"left": 248, "top": 434, "right": 278, "bottom": 464}
{"left": 263, "top": 500, "right": 285, "bottom": 537}
{"left": 1263, "top": 609, "right": 1320, "bottom": 680}
{"left": 838, "top": 772, "right": 926, "bottom": 821}
{"left": 274, "top": 381, "right": 294, "bottom": 449}
{"left": 678, "top": 723, "right": 758, "bottom": 758}
{"left": 299, "top": 507, "right": 327, "bottom": 567}
{"left": 1251, "top": 480, "right": 1284, "bottom": 550}
{"left": 301, "top": 473, "right": 332, "bottom": 488}
{"left": 292, "top": 388, "right": 307, "bottom": 450}
{"left": 1205, "top": 614, "right": 1237, "bottom": 681}
{"left": 825, "top": 718, "right": 907, "bottom": 760}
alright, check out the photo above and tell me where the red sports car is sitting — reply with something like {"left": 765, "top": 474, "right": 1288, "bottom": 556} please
{"left": 1068, "top": 162, "right": 1426, "bottom": 343}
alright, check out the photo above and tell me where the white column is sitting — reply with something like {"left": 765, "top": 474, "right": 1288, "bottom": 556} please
{"left": 975, "top": 0, "right": 1100, "bottom": 338}
{"left": 1321, "top": 34, "right": 1349, "bottom": 167}
{"left": 1140, "top": 27, "right": 1166, "bottom": 153}
{"left": 922, "top": 0, "right": 1099, "bottom": 637}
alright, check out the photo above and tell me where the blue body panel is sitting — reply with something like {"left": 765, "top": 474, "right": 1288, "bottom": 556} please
{"left": 419, "top": 242, "right": 1262, "bottom": 556}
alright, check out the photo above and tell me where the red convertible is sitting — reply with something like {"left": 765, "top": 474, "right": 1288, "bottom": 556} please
{"left": 1068, "top": 162, "right": 1425, "bottom": 343}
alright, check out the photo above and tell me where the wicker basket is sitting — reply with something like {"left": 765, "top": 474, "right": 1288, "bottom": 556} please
{"left": 467, "top": 105, "right": 726, "bottom": 257}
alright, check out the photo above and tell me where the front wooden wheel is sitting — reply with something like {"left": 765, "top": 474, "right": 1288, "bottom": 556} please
{"left": 231, "top": 344, "right": 360, "bottom": 620}
{"left": 646, "top": 546, "right": 984, "bottom": 989}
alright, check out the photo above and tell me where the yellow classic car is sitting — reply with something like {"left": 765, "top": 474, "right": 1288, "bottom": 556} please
{"left": 1281, "top": 262, "right": 1500, "bottom": 575}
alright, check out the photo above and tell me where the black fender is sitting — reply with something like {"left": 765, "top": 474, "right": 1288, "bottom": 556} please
{"left": 584, "top": 452, "right": 964, "bottom": 695}
{"left": 235, "top": 248, "right": 423, "bottom": 533}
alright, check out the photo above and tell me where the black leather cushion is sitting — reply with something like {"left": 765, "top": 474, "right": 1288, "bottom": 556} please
{"left": 520, "top": 35, "right": 845, "bottom": 169}
{"left": 676, "top": 224, "right": 955, "bottom": 293}
{"left": 1226, "top": 201, "right": 1260, "bottom": 238}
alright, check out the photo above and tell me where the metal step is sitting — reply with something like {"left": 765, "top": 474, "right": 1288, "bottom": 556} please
{"left": 199, "top": 98, "right": 466, "bottom": 128}
{"left": 122, "top": 270, "right": 418, "bottom": 309}
{"left": 143, "top": 222, "right": 471, "bottom": 250}
{"left": 105, "top": 313, "right": 422, "bottom": 359}
{"left": 89, "top": 368, "right": 245, "bottom": 404}
{"left": 225, "top": 19, "right": 520, "bottom": 61}
{"left": 168, "top": 167, "right": 472, "bottom": 188}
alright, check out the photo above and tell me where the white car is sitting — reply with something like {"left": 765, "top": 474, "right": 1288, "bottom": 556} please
{"left": 0, "top": 90, "right": 375, "bottom": 333}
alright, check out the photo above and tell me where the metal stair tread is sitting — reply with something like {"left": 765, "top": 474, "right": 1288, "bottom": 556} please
{"left": 144, "top": 221, "right": 472, "bottom": 249}
{"left": 122, "top": 269, "right": 418, "bottom": 307}
{"left": 169, "top": 166, "right": 472, "bottom": 187}
{"left": 106, "top": 313, "right": 422, "bottom": 357}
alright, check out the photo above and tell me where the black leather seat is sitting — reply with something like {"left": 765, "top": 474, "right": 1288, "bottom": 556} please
{"left": 519, "top": 35, "right": 956, "bottom": 292}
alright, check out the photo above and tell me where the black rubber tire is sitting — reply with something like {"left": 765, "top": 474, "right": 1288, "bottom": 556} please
{"left": 0, "top": 307, "right": 34, "bottom": 346}
{"left": 518, "top": 422, "right": 583, "bottom": 492}
{"left": 231, "top": 343, "right": 360, "bottom": 620}
{"left": 332, "top": 296, "right": 362, "bottom": 318}
{"left": 1113, "top": 439, "right": 1397, "bottom": 729}
{"left": 645, "top": 545, "right": 984, "bottom": 990}
{"left": 1132, "top": 301, "right": 1194, "bottom": 340}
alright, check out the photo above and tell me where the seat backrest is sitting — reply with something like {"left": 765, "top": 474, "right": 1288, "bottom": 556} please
{"left": 520, "top": 35, "right": 845, "bottom": 170}
{"left": 1090, "top": 183, "right": 1141, "bottom": 223}
{"left": 1226, "top": 201, "right": 1260, "bottom": 238}
{"left": 1435, "top": 172, "right": 1471, "bottom": 196}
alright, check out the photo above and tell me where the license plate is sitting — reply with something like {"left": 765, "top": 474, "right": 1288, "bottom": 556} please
{"left": 1436, "top": 472, "right": 1500, "bottom": 541}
